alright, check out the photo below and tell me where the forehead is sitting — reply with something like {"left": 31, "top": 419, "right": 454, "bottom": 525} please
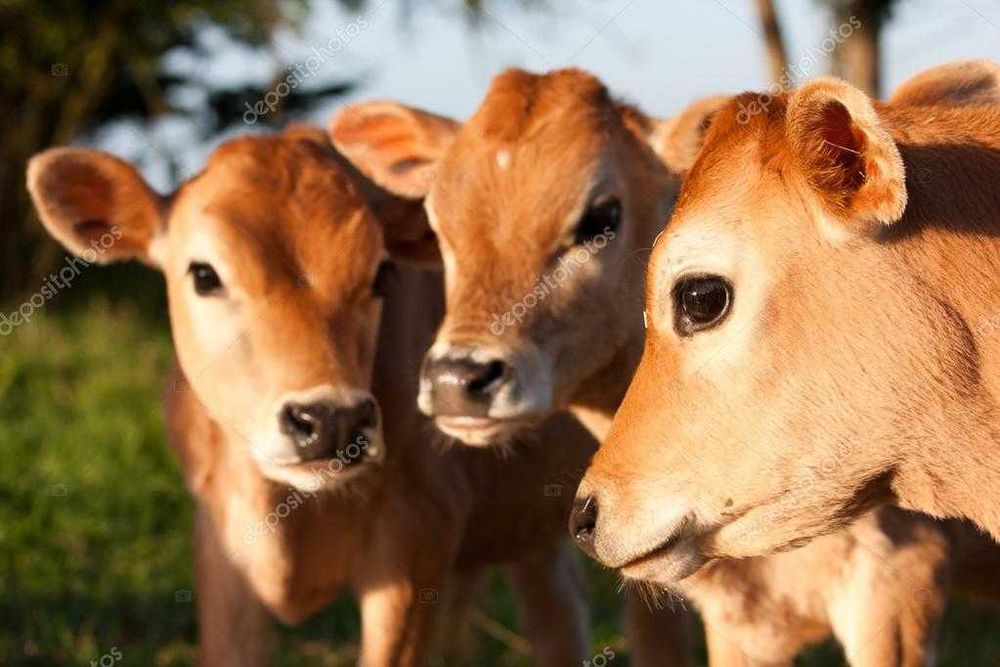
{"left": 650, "top": 96, "right": 799, "bottom": 277}
{"left": 668, "top": 94, "right": 795, "bottom": 229}
{"left": 430, "top": 70, "right": 620, "bottom": 226}
{"left": 170, "top": 136, "right": 381, "bottom": 278}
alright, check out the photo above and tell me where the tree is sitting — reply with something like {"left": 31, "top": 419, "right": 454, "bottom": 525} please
{"left": 755, "top": 0, "right": 899, "bottom": 96}
{"left": 825, "top": 0, "right": 898, "bottom": 96}
{"left": 0, "top": 0, "right": 314, "bottom": 300}
{"left": 756, "top": 0, "right": 790, "bottom": 87}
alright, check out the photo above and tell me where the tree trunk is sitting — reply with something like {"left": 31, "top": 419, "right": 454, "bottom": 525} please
{"left": 830, "top": 0, "right": 884, "bottom": 97}
{"left": 755, "top": 0, "right": 790, "bottom": 87}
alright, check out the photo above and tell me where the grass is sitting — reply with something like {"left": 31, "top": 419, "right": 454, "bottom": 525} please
{"left": 0, "top": 266, "right": 998, "bottom": 665}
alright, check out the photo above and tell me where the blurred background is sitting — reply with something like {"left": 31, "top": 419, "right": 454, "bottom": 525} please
{"left": 1, "top": 0, "right": 998, "bottom": 664}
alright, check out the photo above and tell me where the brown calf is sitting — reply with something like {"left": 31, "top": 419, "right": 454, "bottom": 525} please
{"left": 575, "top": 59, "right": 1000, "bottom": 578}
{"left": 27, "top": 128, "right": 596, "bottom": 665}
{"left": 332, "top": 65, "right": 1000, "bottom": 665}
{"left": 333, "top": 69, "right": 696, "bottom": 664}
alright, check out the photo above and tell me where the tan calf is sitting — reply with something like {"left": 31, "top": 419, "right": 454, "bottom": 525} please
{"left": 27, "top": 127, "right": 597, "bottom": 665}
{"left": 574, "top": 58, "right": 1000, "bottom": 580}
{"left": 333, "top": 65, "right": 1000, "bottom": 665}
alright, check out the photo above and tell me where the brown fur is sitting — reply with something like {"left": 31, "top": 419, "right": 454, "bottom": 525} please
{"left": 28, "top": 129, "right": 597, "bottom": 665}
{"left": 333, "top": 69, "right": 696, "bottom": 665}
{"left": 333, "top": 65, "right": 1000, "bottom": 666}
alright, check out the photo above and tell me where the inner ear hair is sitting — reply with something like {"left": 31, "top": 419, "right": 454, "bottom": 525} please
{"left": 813, "top": 101, "right": 868, "bottom": 197}
{"left": 788, "top": 79, "right": 907, "bottom": 233}
{"left": 27, "top": 147, "right": 165, "bottom": 265}
{"left": 73, "top": 218, "right": 119, "bottom": 245}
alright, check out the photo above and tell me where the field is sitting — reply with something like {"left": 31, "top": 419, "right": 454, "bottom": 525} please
{"left": 1, "top": 266, "right": 998, "bottom": 665}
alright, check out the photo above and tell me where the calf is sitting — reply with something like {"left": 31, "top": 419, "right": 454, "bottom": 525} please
{"left": 333, "top": 70, "right": 703, "bottom": 664}
{"left": 573, "top": 59, "right": 1000, "bottom": 572}
{"left": 332, "top": 65, "right": 1000, "bottom": 665}
{"left": 887, "top": 58, "right": 1000, "bottom": 107}
{"left": 27, "top": 127, "right": 596, "bottom": 665}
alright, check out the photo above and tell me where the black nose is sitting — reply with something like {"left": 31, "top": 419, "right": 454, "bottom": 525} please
{"left": 279, "top": 399, "right": 378, "bottom": 463}
{"left": 569, "top": 496, "right": 598, "bottom": 557}
{"left": 421, "top": 355, "right": 512, "bottom": 417}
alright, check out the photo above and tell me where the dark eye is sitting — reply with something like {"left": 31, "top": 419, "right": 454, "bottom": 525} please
{"left": 188, "top": 262, "right": 223, "bottom": 296}
{"left": 574, "top": 198, "right": 621, "bottom": 245}
{"left": 372, "top": 260, "right": 396, "bottom": 298}
{"left": 673, "top": 275, "right": 732, "bottom": 335}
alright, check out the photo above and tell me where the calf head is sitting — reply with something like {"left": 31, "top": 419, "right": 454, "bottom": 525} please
{"left": 576, "top": 75, "right": 1000, "bottom": 583}
{"left": 332, "top": 68, "right": 722, "bottom": 445}
{"left": 888, "top": 59, "right": 1000, "bottom": 107}
{"left": 27, "top": 128, "right": 417, "bottom": 490}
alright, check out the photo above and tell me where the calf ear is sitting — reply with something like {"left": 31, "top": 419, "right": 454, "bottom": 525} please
{"left": 888, "top": 60, "right": 1000, "bottom": 108}
{"left": 787, "top": 78, "right": 906, "bottom": 233}
{"left": 648, "top": 95, "right": 730, "bottom": 174}
{"left": 27, "top": 148, "right": 165, "bottom": 266}
{"left": 329, "top": 101, "right": 460, "bottom": 200}
{"left": 282, "top": 122, "right": 332, "bottom": 147}
{"left": 373, "top": 194, "right": 442, "bottom": 268}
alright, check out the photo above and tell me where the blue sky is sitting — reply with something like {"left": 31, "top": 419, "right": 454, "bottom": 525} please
{"left": 304, "top": 0, "right": 999, "bottom": 116}
{"left": 93, "top": 0, "right": 1000, "bottom": 190}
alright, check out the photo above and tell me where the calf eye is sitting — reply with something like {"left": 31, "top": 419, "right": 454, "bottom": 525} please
{"left": 673, "top": 275, "right": 732, "bottom": 335}
{"left": 372, "top": 260, "right": 396, "bottom": 298}
{"left": 574, "top": 198, "right": 621, "bottom": 245}
{"left": 188, "top": 262, "right": 223, "bottom": 296}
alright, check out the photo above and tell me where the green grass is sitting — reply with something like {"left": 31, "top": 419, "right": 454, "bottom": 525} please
{"left": 0, "top": 271, "right": 998, "bottom": 665}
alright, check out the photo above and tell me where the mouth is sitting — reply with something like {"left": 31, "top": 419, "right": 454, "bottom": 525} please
{"left": 615, "top": 519, "right": 713, "bottom": 584}
{"left": 289, "top": 454, "right": 371, "bottom": 474}
{"left": 433, "top": 415, "right": 536, "bottom": 446}
{"left": 258, "top": 439, "right": 384, "bottom": 490}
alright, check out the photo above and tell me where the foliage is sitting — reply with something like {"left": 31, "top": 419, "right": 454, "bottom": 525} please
{"left": 0, "top": 0, "right": 306, "bottom": 301}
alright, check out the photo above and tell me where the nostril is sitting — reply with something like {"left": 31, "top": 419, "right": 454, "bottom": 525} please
{"left": 355, "top": 399, "right": 378, "bottom": 429}
{"left": 342, "top": 399, "right": 380, "bottom": 462}
{"left": 281, "top": 403, "right": 319, "bottom": 444}
{"left": 467, "top": 359, "right": 508, "bottom": 396}
{"left": 570, "top": 496, "right": 599, "bottom": 547}
{"left": 422, "top": 354, "right": 512, "bottom": 416}
{"left": 280, "top": 399, "right": 380, "bottom": 463}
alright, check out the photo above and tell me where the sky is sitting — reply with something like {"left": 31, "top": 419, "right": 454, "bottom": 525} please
{"left": 93, "top": 0, "right": 1000, "bottom": 190}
